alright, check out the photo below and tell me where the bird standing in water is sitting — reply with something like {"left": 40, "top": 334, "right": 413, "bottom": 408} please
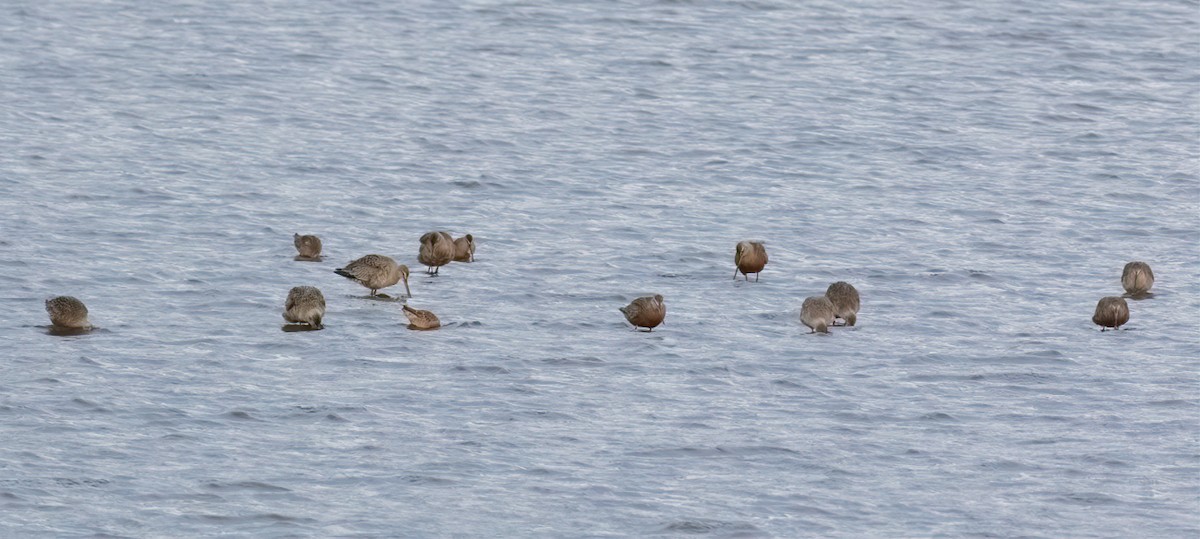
{"left": 45, "top": 296, "right": 91, "bottom": 329}
{"left": 334, "top": 255, "right": 411, "bottom": 297}
{"left": 620, "top": 295, "right": 666, "bottom": 331}
{"left": 293, "top": 233, "right": 323, "bottom": 261}
{"left": 825, "top": 281, "right": 861, "bottom": 326}
{"left": 283, "top": 286, "right": 326, "bottom": 329}
{"left": 733, "top": 241, "right": 768, "bottom": 281}
{"left": 1121, "top": 261, "right": 1154, "bottom": 296}
{"left": 453, "top": 234, "right": 475, "bottom": 262}
{"left": 402, "top": 305, "right": 441, "bottom": 330}
{"left": 801, "top": 296, "right": 835, "bottom": 334}
{"left": 419, "top": 231, "right": 455, "bottom": 275}
{"left": 1092, "top": 296, "right": 1130, "bottom": 331}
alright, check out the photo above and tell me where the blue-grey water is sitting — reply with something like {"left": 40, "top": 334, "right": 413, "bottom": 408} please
{"left": 1, "top": 0, "right": 1198, "bottom": 537}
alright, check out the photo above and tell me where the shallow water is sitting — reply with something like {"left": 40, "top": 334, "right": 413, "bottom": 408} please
{"left": 1, "top": 0, "right": 1198, "bottom": 537}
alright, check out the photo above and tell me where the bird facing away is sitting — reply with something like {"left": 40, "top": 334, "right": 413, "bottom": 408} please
{"left": 733, "top": 241, "right": 768, "bottom": 281}
{"left": 419, "top": 231, "right": 455, "bottom": 275}
{"left": 1093, "top": 296, "right": 1130, "bottom": 331}
{"left": 620, "top": 294, "right": 666, "bottom": 331}
{"left": 45, "top": 296, "right": 91, "bottom": 329}
{"left": 453, "top": 234, "right": 475, "bottom": 262}
{"left": 334, "top": 254, "right": 411, "bottom": 297}
{"left": 402, "top": 305, "right": 441, "bottom": 330}
{"left": 825, "top": 281, "right": 861, "bottom": 326}
{"left": 801, "top": 296, "right": 835, "bottom": 334}
{"left": 1121, "top": 261, "right": 1154, "bottom": 296}
{"left": 283, "top": 286, "right": 326, "bottom": 329}
{"left": 293, "top": 233, "right": 323, "bottom": 260}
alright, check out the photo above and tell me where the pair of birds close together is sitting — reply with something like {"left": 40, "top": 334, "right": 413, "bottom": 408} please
{"left": 1091, "top": 261, "right": 1154, "bottom": 331}
{"left": 617, "top": 241, "right": 862, "bottom": 333}
{"left": 282, "top": 231, "right": 476, "bottom": 331}
{"left": 617, "top": 240, "right": 770, "bottom": 331}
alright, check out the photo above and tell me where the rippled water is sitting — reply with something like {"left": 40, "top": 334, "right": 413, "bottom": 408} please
{"left": 2, "top": 0, "right": 1197, "bottom": 536}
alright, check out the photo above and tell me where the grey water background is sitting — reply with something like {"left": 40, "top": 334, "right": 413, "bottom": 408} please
{"left": 1, "top": 0, "right": 1197, "bottom": 536}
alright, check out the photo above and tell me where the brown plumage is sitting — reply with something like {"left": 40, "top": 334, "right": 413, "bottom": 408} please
{"left": 1092, "top": 296, "right": 1130, "bottom": 331}
{"left": 293, "top": 233, "right": 323, "bottom": 260}
{"left": 334, "top": 255, "right": 411, "bottom": 297}
{"left": 620, "top": 294, "right": 666, "bottom": 331}
{"left": 453, "top": 234, "right": 475, "bottom": 262}
{"left": 402, "top": 305, "right": 441, "bottom": 330}
{"left": 801, "top": 296, "right": 835, "bottom": 334}
{"left": 419, "top": 231, "right": 455, "bottom": 275}
{"left": 1121, "top": 261, "right": 1154, "bottom": 295}
{"left": 45, "top": 296, "right": 91, "bottom": 329}
{"left": 283, "top": 286, "right": 326, "bottom": 328}
{"left": 733, "top": 241, "right": 768, "bottom": 281}
{"left": 825, "top": 281, "right": 861, "bottom": 326}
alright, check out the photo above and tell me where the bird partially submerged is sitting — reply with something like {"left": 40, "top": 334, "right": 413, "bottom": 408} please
{"left": 1121, "top": 261, "right": 1154, "bottom": 296}
{"left": 283, "top": 286, "right": 326, "bottom": 329}
{"left": 800, "top": 296, "right": 835, "bottom": 334}
{"left": 620, "top": 294, "right": 666, "bottom": 331}
{"left": 45, "top": 296, "right": 91, "bottom": 329}
{"left": 1092, "top": 296, "right": 1130, "bottom": 331}
{"left": 419, "top": 231, "right": 455, "bottom": 275}
{"left": 293, "top": 233, "right": 323, "bottom": 261}
{"left": 453, "top": 234, "right": 475, "bottom": 262}
{"left": 402, "top": 305, "right": 441, "bottom": 330}
{"left": 825, "top": 281, "right": 861, "bottom": 326}
{"left": 334, "top": 255, "right": 411, "bottom": 297}
{"left": 733, "top": 241, "right": 768, "bottom": 281}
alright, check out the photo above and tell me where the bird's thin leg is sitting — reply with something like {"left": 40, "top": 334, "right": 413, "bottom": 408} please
{"left": 755, "top": 273, "right": 760, "bottom": 282}
{"left": 733, "top": 268, "right": 739, "bottom": 280}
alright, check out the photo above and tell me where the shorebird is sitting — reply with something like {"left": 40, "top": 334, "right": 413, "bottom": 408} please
{"left": 1121, "top": 261, "right": 1154, "bottom": 295}
{"left": 801, "top": 296, "right": 835, "bottom": 334}
{"left": 293, "top": 233, "right": 323, "bottom": 260}
{"left": 1093, "top": 296, "right": 1130, "bottom": 331}
{"left": 453, "top": 234, "right": 475, "bottom": 262}
{"left": 620, "top": 294, "right": 666, "bottom": 331}
{"left": 825, "top": 281, "right": 861, "bottom": 326}
{"left": 45, "top": 296, "right": 91, "bottom": 329}
{"left": 334, "top": 255, "right": 411, "bottom": 297}
{"left": 402, "top": 305, "right": 441, "bottom": 330}
{"left": 283, "top": 286, "right": 326, "bottom": 329}
{"left": 733, "top": 241, "right": 768, "bottom": 281}
{"left": 419, "top": 231, "right": 455, "bottom": 275}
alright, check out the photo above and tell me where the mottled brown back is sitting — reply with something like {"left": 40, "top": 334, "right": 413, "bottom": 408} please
{"left": 620, "top": 294, "right": 666, "bottom": 330}
{"left": 1121, "top": 261, "right": 1154, "bottom": 295}
{"left": 45, "top": 296, "right": 90, "bottom": 328}
{"left": 1092, "top": 296, "right": 1129, "bottom": 329}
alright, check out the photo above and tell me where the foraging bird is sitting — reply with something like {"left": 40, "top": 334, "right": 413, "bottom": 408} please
{"left": 402, "top": 305, "right": 441, "bottom": 330}
{"left": 334, "top": 255, "right": 411, "bottom": 297}
{"left": 800, "top": 296, "right": 835, "bottom": 334}
{"left": 453, "top": 234, "right": 475, "bottom": 262}
{"left": 283, "top": 286, "right": 326, "bottom": 329}
{"left": 733, "top": 241, "right": 768, "bottom": 281}
{"left": 1121, "top": 261, "right": 1154, "bottom": 295}
{"left": 418, "top": 231, "right": 455, "bottom": 275}
{"left": 293, "top": 233, "right": 323, "bottom": 260}
{"left": 825, "top": 281, "right": 861, "bottom": 326}
{"left": 1092, "top": 296, "right": 1130, "bottom": 331}
{"left": 45, "top": 296, "right": 91, "bottom": 329}
{"left": 620, "top": 295, "right": 666, "bottom": 331}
